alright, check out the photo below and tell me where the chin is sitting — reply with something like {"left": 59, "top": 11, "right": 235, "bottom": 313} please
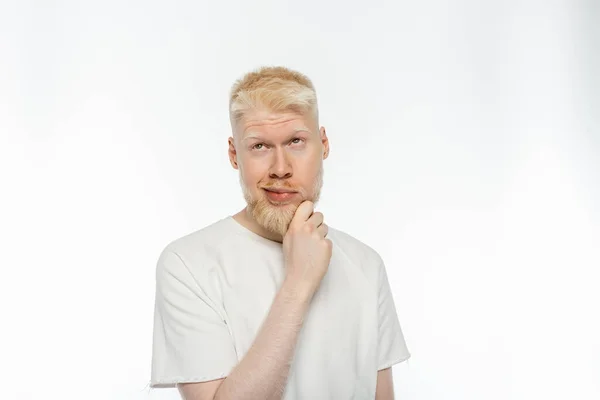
{"left": 241, "top": 178, "right": 322, "bottom": 236}
{"left": 243, "top": 196, "right": 292, "bottom": 236}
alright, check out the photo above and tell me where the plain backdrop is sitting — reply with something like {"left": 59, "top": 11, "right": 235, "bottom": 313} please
{"left": 1, "top": 0, "right": 599, "bottom": 399}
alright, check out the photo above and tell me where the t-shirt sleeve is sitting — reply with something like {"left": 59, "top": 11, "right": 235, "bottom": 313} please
{"left": 150, "top": 248, "right": 238, "bottom": 388}
{"left": 377, "top": 261, "right": 411, "bottom": 370}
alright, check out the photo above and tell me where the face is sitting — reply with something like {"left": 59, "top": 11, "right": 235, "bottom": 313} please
{"left": 228, "top": 110, "right": 329, "bottom": 237}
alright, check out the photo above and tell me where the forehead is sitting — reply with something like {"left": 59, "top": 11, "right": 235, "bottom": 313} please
{"left": 237, "top": 110, "right": 314, "bottom": 139}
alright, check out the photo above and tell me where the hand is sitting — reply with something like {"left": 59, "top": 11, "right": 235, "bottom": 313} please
{"left": 281, "top": 201, "right": 332, "bottom": 301}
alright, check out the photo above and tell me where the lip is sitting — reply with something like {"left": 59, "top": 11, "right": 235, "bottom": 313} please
{"left": 263, "top": 188, "right": 298, "bottom": 194}
{"left": 263, "top": 188, "right": 299, "bottom": 204}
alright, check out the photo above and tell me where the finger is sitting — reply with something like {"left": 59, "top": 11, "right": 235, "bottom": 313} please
{"left": 291, "top": 201, "right": 314, "bottom": 226}
{"left": 307, "top": 211, "right": 324, "bottom": 229}
{"left": 317, "top": 223, "right": 329, "bottom": 238}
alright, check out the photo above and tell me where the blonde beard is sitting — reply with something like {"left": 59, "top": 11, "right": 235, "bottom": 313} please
{"left": 240, "top": 167, "right": 324, "bottom": 237}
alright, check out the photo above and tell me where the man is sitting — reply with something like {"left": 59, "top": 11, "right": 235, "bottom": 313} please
{"left": 150, "top": 66, "right": 411, "bottom": 399}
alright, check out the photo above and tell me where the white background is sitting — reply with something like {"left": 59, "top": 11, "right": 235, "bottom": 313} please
{"left": 1, "top": 0, "right": 599, "bottom": 399}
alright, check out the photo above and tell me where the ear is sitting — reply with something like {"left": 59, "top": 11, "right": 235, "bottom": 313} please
{"left": 228, "top": 137, "right": 239, "bottom": 170}
{"left": 320, "top": 127, "right": 330, "bottom": 160}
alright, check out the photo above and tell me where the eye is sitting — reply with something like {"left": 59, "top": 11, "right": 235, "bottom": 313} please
{"left": 252, "top": 143, "right": 265, "bottom": 150}
{"left": 290, "top": 138, "right": 304, "bottom": 145}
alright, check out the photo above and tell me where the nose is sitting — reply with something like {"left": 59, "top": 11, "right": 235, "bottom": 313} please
{"left": 268, "top": 147, "right": 292, "bottom": 179}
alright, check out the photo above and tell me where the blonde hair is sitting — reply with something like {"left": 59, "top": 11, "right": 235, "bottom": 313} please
{"left": 229, "top": 66, "right": 319, "bottom": 126}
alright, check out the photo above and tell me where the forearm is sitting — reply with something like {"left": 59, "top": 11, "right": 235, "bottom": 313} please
{"left": 214, "top": 280, "right": 311, "bottom": 400}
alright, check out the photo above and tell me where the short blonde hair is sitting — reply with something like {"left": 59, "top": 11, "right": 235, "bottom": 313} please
{"left": 229, "top": 66, "right": 319, "bottom": 126}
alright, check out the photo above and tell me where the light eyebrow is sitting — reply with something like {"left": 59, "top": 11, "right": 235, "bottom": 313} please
{"left": 293, "top": 127, "right": 312, "bottom": 134}
{"left": 242, "top": 127, "right": 312, "bottom": 142}
{"left": 242, "top": 133, "right": 262, "bottom": 142}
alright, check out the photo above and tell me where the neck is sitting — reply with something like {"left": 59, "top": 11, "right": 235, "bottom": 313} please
{"left": 232, "top": 207, "right": 284, "bottom": 243}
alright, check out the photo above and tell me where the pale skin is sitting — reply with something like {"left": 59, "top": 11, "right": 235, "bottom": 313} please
{"left": 177, "top": 110, "right": 396, "bottom": 400}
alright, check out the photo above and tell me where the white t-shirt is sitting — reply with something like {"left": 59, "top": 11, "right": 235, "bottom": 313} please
{"left": 150, "top": 216, "right": 410, "bottom": 399}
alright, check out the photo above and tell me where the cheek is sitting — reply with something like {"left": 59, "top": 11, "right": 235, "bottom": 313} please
{"left": 240, "top": 160, "right": 267, "bottom": 186}
{"left": 295, "top": 163, "right": 321, "bottom": 186}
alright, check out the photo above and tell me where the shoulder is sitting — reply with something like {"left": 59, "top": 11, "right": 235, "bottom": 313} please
{"left": 327, "top": 226, "right": 384, "bottom": 269}
{"left": 166, "top": 217, "right": 232, "bottom": 253}
{"left": 155, "top": 217, "right": 234, "bottom": 274}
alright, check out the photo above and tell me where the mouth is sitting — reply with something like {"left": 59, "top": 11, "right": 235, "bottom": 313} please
{"left": 263, "top": 188, "right": 298, "bottom": 194}
{"left": 263, "top": 188, "right": 299, "bottom": 203}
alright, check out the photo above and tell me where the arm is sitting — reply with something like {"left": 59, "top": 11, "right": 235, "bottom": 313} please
{"left": 375, "top": 367, "right": 395, "bottom": 400}
{"left": 178, "top": 279, "right": 312, "bottom": 400}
